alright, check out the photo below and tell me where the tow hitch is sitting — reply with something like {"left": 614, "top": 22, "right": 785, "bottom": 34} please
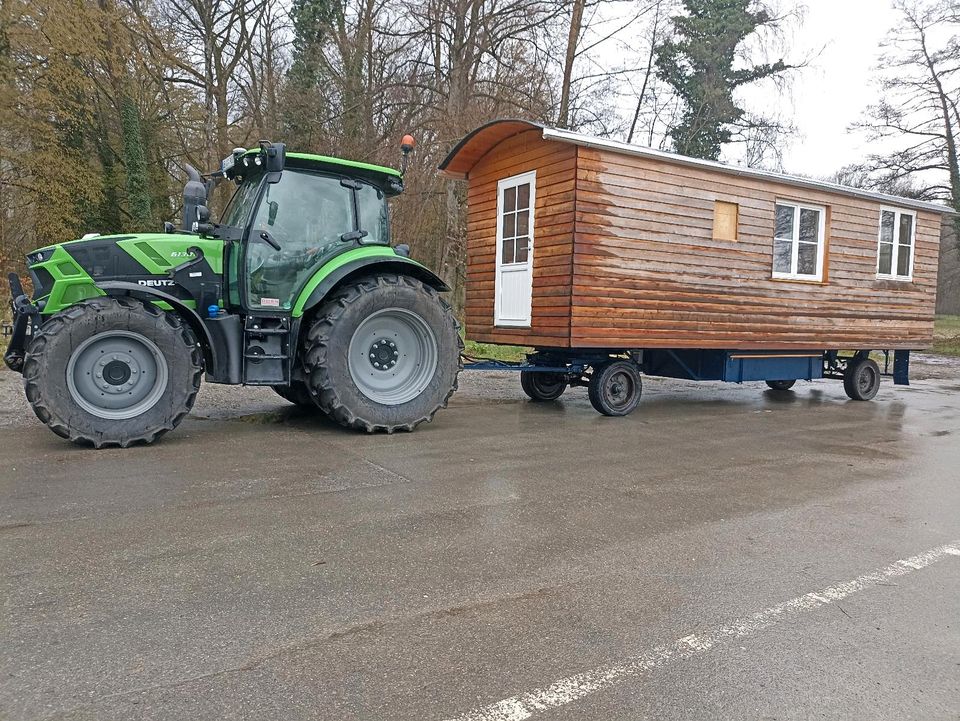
{"left": 5, "top": 273, "right": 41, "bottom": 373}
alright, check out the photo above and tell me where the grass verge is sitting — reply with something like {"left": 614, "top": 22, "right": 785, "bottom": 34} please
{"left": 933, "top": 315, "right": 960, "bottom": 357}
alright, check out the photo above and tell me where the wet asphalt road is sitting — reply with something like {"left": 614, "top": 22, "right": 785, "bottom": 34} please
{"left": 2, "top": 374, "right": 959, "bottom": 720}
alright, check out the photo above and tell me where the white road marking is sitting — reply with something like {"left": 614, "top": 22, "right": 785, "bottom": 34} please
{"left": 446, "top": 540, "right": 960, "bottom": 721}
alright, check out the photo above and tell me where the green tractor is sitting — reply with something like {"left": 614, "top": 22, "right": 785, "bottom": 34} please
{"left": 5, "top": 138, "right": 461, "bottom": 447}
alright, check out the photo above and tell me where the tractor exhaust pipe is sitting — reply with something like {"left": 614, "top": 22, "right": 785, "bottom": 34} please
{"left": 182, "top": 164, "right": 207, "bottom": 232}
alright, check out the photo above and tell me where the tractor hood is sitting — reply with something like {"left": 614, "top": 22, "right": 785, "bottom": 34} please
{"left": 26, "top": 232, "right": 225, "bottom": 314}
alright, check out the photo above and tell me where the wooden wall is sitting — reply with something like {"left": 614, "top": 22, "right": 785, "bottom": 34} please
{"left": 570, "top": 147, "right": 940, "bottom": 350}
{"left": 463, "top": 133, "right": 942, "bottom": 351}
{"left": 465, "top": 129, "right": 576, "bottom": 347}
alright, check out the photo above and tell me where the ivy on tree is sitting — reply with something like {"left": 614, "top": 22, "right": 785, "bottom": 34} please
{"left": 655, "top": 0, "right": 790, "bottom": 160}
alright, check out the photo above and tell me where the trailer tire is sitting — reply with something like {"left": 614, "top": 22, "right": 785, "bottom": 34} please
{"left": 843, "top": 357, "right": 881, "bottom": 401}
{"left": 766, "top": 379, "right": 796, "bottom": 391}
{"left": 520, "top": 371, "right": 567, "bottom": 401}
{"left": 272, "top": 381, "right": 321, "bottom": 409}
{"left": 588, "top": 360, "right": 642, "bottom": 416}
{"left": 23, "top": 297, "right": 203, "bottom": 448}
{"left": 302, "top": 274, "right": 462, "bottom": 432}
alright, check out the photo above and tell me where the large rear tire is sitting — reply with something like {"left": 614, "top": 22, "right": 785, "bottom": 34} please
{"left": 23, "top": 297, "right": 203, "bottom": 448}
{"left": 302, "top": 274, "right": 462, "bottom": 432}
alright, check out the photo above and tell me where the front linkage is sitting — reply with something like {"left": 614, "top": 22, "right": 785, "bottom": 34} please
{"left": 4, "top": 273, "right": 42, "bottom": 373}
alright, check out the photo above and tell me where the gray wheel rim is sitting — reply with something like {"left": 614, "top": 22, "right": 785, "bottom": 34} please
{"left": 66, "top": 330, "right": 169, "bottom": 420}
{"left": 347, "top": 308, "right": 438, "bottom": 406}
{"left": 859, "top": 365, "right": 877, "bottom": 394}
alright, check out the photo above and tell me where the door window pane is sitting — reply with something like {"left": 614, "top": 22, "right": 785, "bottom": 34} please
{"left": 516, "top": 209, "right": 529, "bottom": 236}
{"left": 501, "top": 239, "right": 514, "bottom": 264}
{"left": 775, "top": 204, "right": 795, "bottom": 239}
{"left": 501, "top": 212, "right": 515, "bottom": 239}
{"left": 503, "top": 186, "right": 517, "bottom": 213}
{"left": 517, "top": 183, "right": 530, "bottom": 210}
{"left": 515, "top": 237, "right": 529, "bottom": 263}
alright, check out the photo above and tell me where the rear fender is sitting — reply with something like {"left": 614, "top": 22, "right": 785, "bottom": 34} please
{"left": 292, "top": 248, "right": 448, "bottom": 318}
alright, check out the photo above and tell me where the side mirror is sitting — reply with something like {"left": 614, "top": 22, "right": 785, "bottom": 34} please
{"left": 193, "top": 205, "right": 211, "bottom": 235}
{"left": 259, "top": 140, "right": 286, "bottom": 183}
{"left": 267, "top": 201, "right": 279, "bottom": 226}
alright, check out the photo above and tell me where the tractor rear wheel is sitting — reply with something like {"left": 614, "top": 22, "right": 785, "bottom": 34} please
{"left": 272, "top": 381, "right": 319, "bottom": 409}
{"left": 302, "top": 274, "right": 461, "bottom": 432}
{"left": 23, "top": 297, "right": 203, "bottom": 448}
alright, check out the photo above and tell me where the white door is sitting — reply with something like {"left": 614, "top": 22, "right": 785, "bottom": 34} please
{"left": 494, "top": 171, "right": 535, "bottom": 327}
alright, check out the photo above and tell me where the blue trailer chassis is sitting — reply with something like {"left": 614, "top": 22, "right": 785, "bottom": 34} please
{"left": 464, "top": 348, "right": 910, "bottom": 385}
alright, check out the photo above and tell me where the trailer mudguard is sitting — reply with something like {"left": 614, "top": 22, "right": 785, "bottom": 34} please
{"left": 292, "top": 246, "right": 449, "bottom": 318}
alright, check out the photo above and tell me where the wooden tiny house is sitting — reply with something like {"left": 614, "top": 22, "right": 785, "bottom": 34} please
{"left": 440, "top": 119, "right": 953, "bottom": 352}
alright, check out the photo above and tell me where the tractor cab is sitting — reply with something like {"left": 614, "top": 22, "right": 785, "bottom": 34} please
{"left": 208, "top": 147, "right": 402, "bottom": 316}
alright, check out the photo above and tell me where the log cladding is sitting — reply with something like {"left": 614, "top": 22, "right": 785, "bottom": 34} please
{"left": 440, "top": 120, "right": 954, "bottom": 351}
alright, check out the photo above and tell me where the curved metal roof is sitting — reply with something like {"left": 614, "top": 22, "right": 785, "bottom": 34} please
{"left": 439, "top": 119, "right": 955, "bottom": 215}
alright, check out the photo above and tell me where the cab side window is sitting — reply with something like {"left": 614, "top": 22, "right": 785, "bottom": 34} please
{"left": 356, "top": 182, "right": 389, "bottom": 244}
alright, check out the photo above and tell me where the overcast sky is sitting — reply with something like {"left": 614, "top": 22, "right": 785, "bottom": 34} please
{"left": 771, "top": 0, "right": 901, "bottom": 177}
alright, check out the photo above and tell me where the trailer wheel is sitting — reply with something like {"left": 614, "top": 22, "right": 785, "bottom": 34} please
{"left": 22, "top": 297, "right": 203, "bottom": 448}
{"left": 520, "top": 371, "right": 567, "bottom": 401}
{"left": 766, "top": 379, "right": 796, "bottom": 391}
{"left": 588, "top": 360, "right": 642, "bottom": 416}
{"left": 303, "top": 274, "right": 461, "bottom": 432}
{"left": 272, "top": 381, "right": 321, "bottom": 410}
{"left": 843, "top": 357, "right": 881, "bottom": 401}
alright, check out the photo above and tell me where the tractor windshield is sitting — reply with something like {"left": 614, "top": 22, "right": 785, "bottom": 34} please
{"left": 220, "top": 176, "right": 262, "bottom": 228}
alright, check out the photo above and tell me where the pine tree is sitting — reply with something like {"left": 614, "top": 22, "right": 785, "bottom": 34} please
{"left": 655, "top": 0, "right": 790, "bottom": 160}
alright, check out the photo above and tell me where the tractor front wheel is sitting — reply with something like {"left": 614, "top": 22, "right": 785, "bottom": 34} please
{"left": 23, "top": 297, "right": 203, "bottom": 447}
{"left": 302, "top": 274, "right": 461, "bottom": 432}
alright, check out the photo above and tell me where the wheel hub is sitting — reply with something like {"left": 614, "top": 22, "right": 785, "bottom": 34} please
{"left": 368, "top": 338, "right": 399, "bottom": 371}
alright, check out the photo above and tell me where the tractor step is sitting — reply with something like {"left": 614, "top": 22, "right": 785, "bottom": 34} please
{"left": 242, "top": 315, "right": 292, "bottom": 385}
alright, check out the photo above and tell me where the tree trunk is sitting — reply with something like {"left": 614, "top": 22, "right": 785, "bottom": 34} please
{"left": 558, "top": 0, "right": 585, "bottom": 129}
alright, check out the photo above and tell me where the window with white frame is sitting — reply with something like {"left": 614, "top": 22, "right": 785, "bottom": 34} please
{"left": 877, "top": 208, "right": 915, "bottom": 280}
{"left": 772, "top": 201, "right": 826, "bottom": 281}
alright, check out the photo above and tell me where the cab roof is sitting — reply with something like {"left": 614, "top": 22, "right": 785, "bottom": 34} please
{"left": 240, "top": 149, "right": 402, "bottom": 192}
